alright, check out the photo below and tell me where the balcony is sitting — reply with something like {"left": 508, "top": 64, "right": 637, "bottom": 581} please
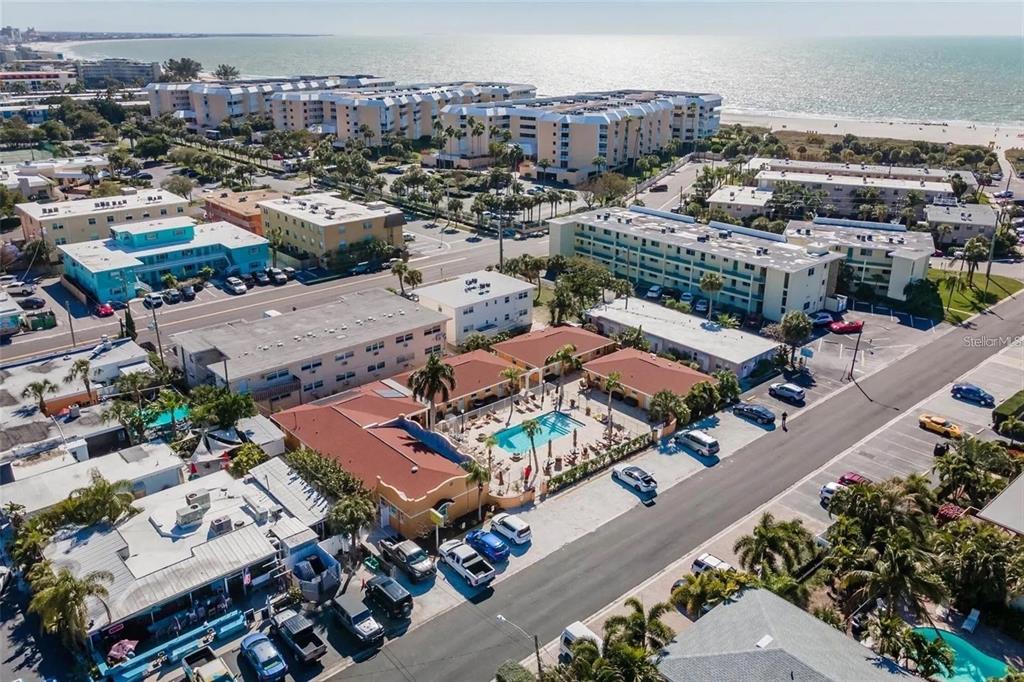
{"left": 251, "top": 377, "right": 301, "bottom": 402}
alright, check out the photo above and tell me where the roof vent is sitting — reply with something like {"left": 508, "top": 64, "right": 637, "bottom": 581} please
{"left": 755, "top": 635, "right": 774, "bottom": 649}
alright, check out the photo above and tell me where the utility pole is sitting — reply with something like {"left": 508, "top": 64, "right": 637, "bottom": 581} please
{"left": 847, "top": 327, "right": 863, "bottom": 381}
{"left": 982, "top": 205, "right": 1001, "bottom": 303}
{"left": 150, "top": 304, "right": 163, "bottom": 360}
{"left": 64, "top": 299, "right": 77, "bottom": 348}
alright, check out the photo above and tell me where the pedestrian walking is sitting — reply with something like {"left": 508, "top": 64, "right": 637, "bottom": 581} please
{"left": 781, "top": 411, "right": 788, "bottom": 431}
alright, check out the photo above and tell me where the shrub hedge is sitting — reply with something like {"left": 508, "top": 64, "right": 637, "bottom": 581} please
{"left": 546, "top": 433, "right": 654, "bottom": 494}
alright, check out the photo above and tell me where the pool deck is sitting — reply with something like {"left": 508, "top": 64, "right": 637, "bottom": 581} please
{"left": 920, "top": 604, "right": 1024, "bottom": 674}
{"left": 447, "top": 374, "right": 651, "bottom": 493}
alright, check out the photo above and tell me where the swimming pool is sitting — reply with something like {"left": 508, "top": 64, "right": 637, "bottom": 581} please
{"left": 912, "top": 628, "right": 1008, "bottom": 682}
{"left": 146, "top": 405, "right": 190, "bottom": 428}
{"left": 494, "top": 411, "right": 584, "bottom": 455}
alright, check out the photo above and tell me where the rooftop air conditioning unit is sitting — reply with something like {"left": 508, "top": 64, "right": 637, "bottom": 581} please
{"left": 176, "top": 503, "right": 206, "bottom": 527}
{"left": 210, "top": 516, "right": 233, "bottom": 535}
{"left": 186, "top": 489, "right": 212, "bottom": 509}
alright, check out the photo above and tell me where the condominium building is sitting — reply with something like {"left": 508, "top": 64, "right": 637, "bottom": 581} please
{"left": 707, "top": 185, "right": 773, "bottom": 220}
{"left": 755, "top": 169, "right": 955, "bottom": 219}
{"left": 785, "top": 217, "right": 933, "bottom": 301}
{"left": 272, "top": 81, "right": 536, "bottom": 145}
{"left": 748, "top": 157, "right": 978, "bottom": 189}
{"left": 925, "top": 204, "right": 998, "bottom": 246}
{"left": 412, "top": 270, "right": 535, "bottom": 345}
{"left": 549, "top": 207, "right": 845, "bottom": 321}
{"left": 0, "top": 69, "right": 76, "bottom": 91}
{"left": 75, "top": 58, "right": 162, "bottom": 87}
{"left": 59, "top": 218, "right": 269, "bottom": 303}
{"left": 0, "top": 164, "right": 52, "bottom": 200}
{"left": 8, "top": 154, "right": 109, "bottom": 191}
{"left": 203, "top": 188, "right": 285, "bottom": 236}
{"left": 17, "top": 189, "right": 189, "bottom": 247}
{"left": 169, "top": 289, "right": 448, "bottom": 410}
{"left": 145, "top": 75, "right": 394, "bottom": 130}
{"left": 257, "top": 192, "right": 404, "bottom": 260}
{"left": 437, "top": 89, "right": 721, "bottom": 183}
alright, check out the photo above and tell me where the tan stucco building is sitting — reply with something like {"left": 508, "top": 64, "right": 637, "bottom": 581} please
{"left": 204, "top": 188, "right": 284, "bottom": 236}
{"left": 257, "top": 192, "right": 405, "bottom": 261}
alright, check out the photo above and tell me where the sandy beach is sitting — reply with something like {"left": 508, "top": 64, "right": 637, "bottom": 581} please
{"left": 721, "top": 111, "right": 1024, "bottom": 149}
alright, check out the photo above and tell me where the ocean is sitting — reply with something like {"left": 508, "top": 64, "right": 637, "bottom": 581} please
{"left": 66, "top": 34, "right": 1023, "bottom": 125}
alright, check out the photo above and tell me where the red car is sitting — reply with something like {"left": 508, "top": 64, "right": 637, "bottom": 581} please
{"left": 94, "top": 302, "right": 115, "bottom": 317}
{"left": 838, "top": 471, "right": 871, "bottom": 486}
{"left": 829, "top": 319, "right": 864, "bottom": 334}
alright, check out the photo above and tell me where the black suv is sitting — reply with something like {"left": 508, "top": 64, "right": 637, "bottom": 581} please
{"left": 365, "top": 575, "right": 413, "bottom": 620}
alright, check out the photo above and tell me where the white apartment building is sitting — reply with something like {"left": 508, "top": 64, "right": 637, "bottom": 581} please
{"left": 549, "top": 207, "right": 844, "bottom": 321}
{"left": 785, "top": 217, "right": 933, "bottom": 301}
{"left": 169, "top": 289, "right": 448, "bottom": 410}
{"left": 146, "top": 75, "right": 394, "bottom": 130}
{"left": 925, "top": 204, "right": 998, "bottom": 247}
{"left": 17, "top": 189, "right": 190, "bottom": 247}
{"left": 0, "top": 70, "right": 76, "bottom": 92}
{"left": 438, "top": 89, "right": 721, "bottom": 184}
{"left": 755, "top": 169, "right": 955, "bottom": 219}
{"left": 707, "top": 185, "right": 774, "bottom": 220}
{"left": 748, "top": 157, "right": 978, "bottom": 189}
{"left": 412, "top": 270, "right": 536, "bottom": 345}
{"left": 272, "top": 81, "right": 536, "bottom": 145}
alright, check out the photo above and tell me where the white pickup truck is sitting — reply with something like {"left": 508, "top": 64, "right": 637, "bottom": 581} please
{"left": 439, "top": 539, "right": 495, "bottom": 588}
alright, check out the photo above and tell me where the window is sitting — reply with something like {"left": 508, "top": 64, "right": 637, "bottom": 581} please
{"left": 395, "top": 333, "right": 413, "bottom": 343}
{"left": 367, "top": 361, "right": 385, "bottom": 372}
{"left": 426, "top": 344, "right": 442, "bottom": 355}
{"left": 160, "top": 208, "right": 168, "bottom": 216}
{"left": 265, "top": 368, "right": 290, "bottom": 381}
{"left": 463, "top": 325, "right": 473, "bottom": 333}
{"left": 365, "top": 341, "right": 384, "bottom": 353}
{"left": 424, "top": 325, "right": 442, "bottom": 336}
{"left": 464, "top": 306, "right": 474, "bottom": 314}
{"left": 336, "top": 371, "right": 356, "bottom": 382}
{"left": 302, "top": 379, "right": 324, "bottom": 392}
{"left": 300, "top": 360, "right": 322, "bottom": 372}
{"left": 517, "top": 291, "right": 529, "bottom": 300}
{"left": 88, "top": 218, "right": 96, "bottom": 225}
{"left": 177, "top": 207, "right": 184, "bottom": 214}
{"left": 107, "top": 216, "right": 115, "bottom": 223}
{"left": 335, "top": 350, "right": 354, "bottom": 362}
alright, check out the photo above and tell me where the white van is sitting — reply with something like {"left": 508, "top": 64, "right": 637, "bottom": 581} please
{"left": 675, "top": 429, "right": 721, "bottom": 457}
{"left": 5, "top": 281, "right": 35, "bottom": 296}
{"left": 559, "top": 621, "right": 602, "bottom": 660}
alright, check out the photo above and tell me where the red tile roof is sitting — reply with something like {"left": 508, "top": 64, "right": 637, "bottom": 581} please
{"left": 583, "top": 348, "right": 715, "bottom": 398}
{"left": 272, "top": 384, "right": 465, "bottom": 499}
{"left": 492, "top": 326, "right": 615, "bottom": 368}
{"left": 393, "top": 350, "right": 515, "bottom": 403}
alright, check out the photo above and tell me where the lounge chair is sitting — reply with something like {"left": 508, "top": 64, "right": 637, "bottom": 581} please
{"left": 962, "top": 608, "right": 980, "bottom": 633}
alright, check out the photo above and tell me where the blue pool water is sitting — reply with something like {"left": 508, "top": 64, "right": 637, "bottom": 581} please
{"left": 494, "top": 411, "right": 584, "bottom": 455}
{"left": 146, "top": 405, "right": 190, "bottom": 428}
{"left": 912, "top": 628, "right": 1008, "bottom": 682}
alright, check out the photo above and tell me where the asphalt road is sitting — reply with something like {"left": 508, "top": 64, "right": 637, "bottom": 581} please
{"left": 332, "top": 293, "right": 1024, "bottom": 682}
{"left": 2, "top": 233, "right": 549, "bottom": 363}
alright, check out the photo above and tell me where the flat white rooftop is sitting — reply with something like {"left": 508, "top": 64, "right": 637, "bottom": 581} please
{"left": 925, "top": 203, "right": 998, "bottom": 227}
{"left": 708, "top": 185, "right": 773, "bottom": 207}
{"left": 749, "top": 156, "right": 978, "bottom": 186}
{"left": 257, "top": 192, "right": 401, "bottom": 228}
{"left": 58, "top": 220, "right": 267, "bottom": 274}
{"left": 786, "top": 218, "right": 935, "bottom": 257}
{"left": 16, "top": 189, "right": 187, "bottom": 220}
{"left": 2, "top": 441, "right": 182, "bottom": 515}
{"left": 757, "top": 169, "right": 953, "bottom": 194}
{"left": 45, "top": 458, "right": 328, "bottom": 630}
{"left": 413, "top": 270, "right": 535, "bottom": 308}
{"left": 588, "top": 298, "right": 780, "bottom": 365}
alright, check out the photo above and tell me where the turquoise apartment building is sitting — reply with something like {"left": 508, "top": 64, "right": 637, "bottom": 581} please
{"left": 58, "top": 218, "right": 269, "bottom": 303}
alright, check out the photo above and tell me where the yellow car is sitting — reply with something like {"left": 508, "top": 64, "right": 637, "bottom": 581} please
{"left": 918, "top": 414, "right": 963, "bottom": 439}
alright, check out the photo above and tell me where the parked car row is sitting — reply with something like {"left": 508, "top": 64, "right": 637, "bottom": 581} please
{"left": 819, "top": 471, "right": 873, "bottom": 506}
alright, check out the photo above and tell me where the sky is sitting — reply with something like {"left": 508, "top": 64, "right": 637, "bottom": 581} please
{"left": 4, "top": 1, "right": 1022, "bottom": 37}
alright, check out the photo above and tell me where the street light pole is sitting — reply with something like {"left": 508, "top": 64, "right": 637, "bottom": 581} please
{"left": 496, "top": 614, "right": 543, "bottom": 680}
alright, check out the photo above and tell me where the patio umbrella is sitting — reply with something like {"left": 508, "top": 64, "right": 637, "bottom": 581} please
{"left": 108, "top": 639, "right": 138, "bottom": 662}
{"left": 573, "top": 429, "right": 578, "bottom": 448}
{"left": 547, "top": 440, "right": 553, "bottom": 460}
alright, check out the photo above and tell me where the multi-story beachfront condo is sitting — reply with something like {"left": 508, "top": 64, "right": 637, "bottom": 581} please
{"left": 145, "top": 75, "right": 394, "bottom": 130}
{"left": 785, "top": 217, "right": 933, "bottom": 301}
{"left": 272, "top": 81, "right": 537, "bottom": 145}
{"left": 755, "top": 169, "right": 956, "bottom": 219}
{"left": 549, "top": 207, "right": 844, "bottom": 321}
{"left": 748, "top": 157, "right": 978, "bottom": 189}
{"left": 75, "top": 58, "right": 162, "bottom": 88}
{"left": 170, "top": 289, "right": 448, "bottom": 410}
{"left": 437, "top": 89, "right": 721, "bottom": 184}
{"left": 17, "top": 190, "right": 190, "bottom": 247}
{"left": 257, "top": 192, "right": 405, "bottom": 261}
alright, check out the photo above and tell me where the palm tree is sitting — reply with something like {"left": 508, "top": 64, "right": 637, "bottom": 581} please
{"left": 462, "top": 460, "right": 491, "bottom": 521}
{"left": 63, "top": 358, "right": 93, "bottom": 402}
{"left": 670, "top": 569, "right": 753, "bottom": 619}
{"left": 615, "top": 325, "right": 650, "bottom": 351}
{"left": 712, "top": 369, "right": 742, "bottom": 406}
{"left": 521, "top": 418, "right": 541, "bottom": 481}
{"left": 326, "top": 491, "right": 377, "bottom": 566}
{"left": 81, "top": 164, "right": 99, "bottom": 187}
{"left": 21, "top": 379, "right": 58, "bottom": 413}
{"left": 392, "top": 260, "right": 409, "bottom": 295}
{"left": 999, "top": 416, "right": 1024, "bottom": 447}
{"left": 842, "top": 528, "right": 947, "bottom": 619}
{"left": 603, "top": 371, "right": 623, "bottom": 437}
{"left": 699, "top": 272, "right": 724, "bottom": 318}
{"left": 757, "top": 570, "right": 810, "bottom": 608}
{"left": 153, "top": 389, "right": 188, "bottom": 436}
{"left": 403, "top": 266, "right": 423, "bottom": 292}
{"left": 715, "top": 313, "right": 739, "bottom": 329}
{"left": 68, "top": 471, "right": 137, "bottom": 525}
{"left": 484, "top": 434, "right": 498, "bottom": 476}
{"left": 545, "top": 343, "right": 581, "bottom": 402}
{"left": 648, "top": 389, "right": 689, "bottom": 426}
{"left": 733, "top": 512, "right": 811, "bottom": 575}
{"left": 101, "top": 399, "right": 148, "bottom": 444}
{"left": 500, "top": 366, "right": 524, "bottom": 425}
{"left": 603, "top": 597, "right": 675, "bottom": 653}
{"left": 868, "top": 612, "right": 912, "bottom": 661}
{"left": 407, "top": 353, "right": 456, "bottom": 430}
{"left": 684, "top": 381, "right": 721, "bottom": 420}
{"left": 29, "top": 568, "right": 113, "bottom": 649}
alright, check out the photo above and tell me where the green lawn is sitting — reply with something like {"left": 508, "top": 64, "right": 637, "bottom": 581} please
{"left": 927, "top": 268, "right": 1023, "bottom": 324}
